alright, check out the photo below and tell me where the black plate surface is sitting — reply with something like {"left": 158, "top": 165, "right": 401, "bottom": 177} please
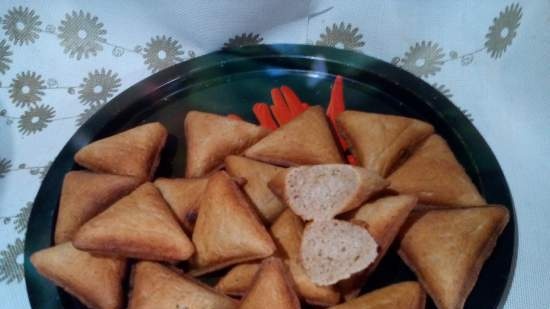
{"left": 24, "top": 44, "right": 516, "bottom": 309}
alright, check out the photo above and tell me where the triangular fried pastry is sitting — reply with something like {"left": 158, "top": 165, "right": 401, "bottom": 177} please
{"left": 329, "top": 281, "right": 426, "bottom": 309}
{"left": 128, "top": 261, "right": 237, "bottom": 309}
{"left": 270, "top": 209, "right": 304, "bottom": 260}
{"left": 214, "top": 207, "right": 303, "bottom": 297}
{"left": 272, "top": 209, "right": 341, "bottom": 306}
{"left": 239, "top": 257, "right": 301, "bottom": 309}
{"left": 214, "top": 260, "right": 340, "bottom": 306}
{"left": 215, "top": 263, "right": 260, "bottom": 296}
{"left": 190, "top": 171, "right": 276, "bottom": 276}
{"left": 269, "top": 164, "right": 388, "bottom": 221}
{"left": 184, "top": 111, "right": 268, "bottom": 178}
{"left": 74, "top": 122, "right": 167, "bottom": 182}
{"left": 244, "top": 106, "right": 343, "bottom": 166}
{"left": 55, "top": 171, "right": 140, "bottom": 244}
{"left": 388, "top": 135, "right": 486, "bottom": 207}
{"left": 73, "top": 183, "right": 194, "bottom": 262}
{"left": 225, "top": 155, "right": 286, "bottom": 223}
{"left": 336, "top": 111, "right": 433, "bottom": 176}
{"left": 154, "top": 177, "right": 208, "bottom": 232}
{"left": 398, "top": 206, "right": 510, "bottom": 309}
{"left": 31, "top": 242, "right": 126, "bottom": 309}
{"left": 339, "top": 195, "right": 417, "bottom": 300}
{"left": 216, "top": 210, "right": 339, "bottom": 303}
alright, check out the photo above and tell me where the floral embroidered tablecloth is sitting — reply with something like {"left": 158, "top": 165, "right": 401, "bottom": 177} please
{"left": 0, "top": 1, "right": 549, "bottom": 308}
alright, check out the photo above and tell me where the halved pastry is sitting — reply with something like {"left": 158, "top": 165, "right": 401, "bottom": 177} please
{"left": 269, "top": 164, "right": 388, "bottom": 221}
{"left": 216, "top": 210, "right": 342, "bottom": 305}
{"left": 272, "top": 209, "right": 341, "bottom": 306}
{"left": 301, "top": 219, "right": 378, "bottom": 286}
{"left": 339, "top": 195, "right": 417, "bottom": 300}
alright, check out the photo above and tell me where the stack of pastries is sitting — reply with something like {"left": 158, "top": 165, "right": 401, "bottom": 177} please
{"left": 31, "top": 105, "right": 509, "bottom": 309}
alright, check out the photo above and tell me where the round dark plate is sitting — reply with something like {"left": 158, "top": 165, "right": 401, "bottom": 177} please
{"left": 24, "top": 44, "right": 516, "bottom": 309}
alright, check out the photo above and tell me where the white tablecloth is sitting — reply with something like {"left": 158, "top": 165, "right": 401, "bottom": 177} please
{"left": 0, "top": 1, "right": 549, "bottom": 308}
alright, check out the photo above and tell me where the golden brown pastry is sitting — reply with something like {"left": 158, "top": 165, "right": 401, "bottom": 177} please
{"left": 339, "top": 195, "right": 417, "bottom": 300}
{"left": 388, "top": 135, "right": 486, "bottom": 207}
{"left": 55, "top": 170, "right": 140, "bottom": 244}
{"left": 128, "top": 261, "right": 237, "bottom": 309}
{"left": 74, "top": 122, "right": 167, "bottom": 182}
{"left": 215, "top": 263, "right": 260, "bottom": 297}
{"left": 239, "top": 257, "right": 301, "bottom": 309}
{"left": 184, "top": 111, "right": 268, "bottom": 178}
{"left": 329, "top": 281, "right": 426, "bottom": 309}
{"left": 244, "top": 106, "right": 343, "bottom": 166}
{"left": 398, "top": 205, "right": 509, "bottom": 309}
{"left": 216, "top": 210, "right": 341, "bottom": 305}
{"left": 225, "top": 155, "right": 286, "bottom": 223}
{"left": 73, "top": 182, "right": 194, "bottom": 262}
{"left": 154, "top": 177, "right": 208, "bottom": 232}
{"left": 336, "top": 111, "right": 433, "bottom": 176}
{"left": 190, "top": 171, "right": 276, "bottom": 276}
{"left": 30, "top": 242, "right": 126, "bottom": 309}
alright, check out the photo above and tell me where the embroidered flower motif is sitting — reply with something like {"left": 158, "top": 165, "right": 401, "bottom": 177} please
{"left": 57, "top": 10, "right": 107, "bottom": 60}
{"left": 13, "top": 202, "right": 32, "bottom": 234}
{"left": 78, "top": 69, "right": 121, "bottom": 105}
{"left": 38, "top": 161, "right": 52, "bottom": 180}
{"left": 2, "top": 6, "right": 42, "bottom": 46}
{"left": 449, "top": 51, "right": 459, "bottom": 59}
{"left": 461, "top": 54, "right": 474, "bottom": 66}
{"left": 432, "top": 83, "right": 453, "bottom": 99}
{"left": 316, "top": 22, "right": 365, "bottom": 50}
{"left": 401, "top": 41, "right": 445, "bottom": 78}
{"left": 0, "top": 238, "right": 24, "bottom": 283}
{"left": 29, "top": 161, "right": 52, "bottom": 180}
{"left": 0, "top": 39, "right": 13, "bottom": 74}
{"left": 460, "top": 108, "right": 474, "bottom": 122}
{"left": 18, "top": 104, "right": 55, "bottom": 135}
{"left": 142, "top": 35, "right": 184, "bottom": 73}
{"left": 44, "top": 24, "right": 55, "bottom": 34}
{"left": 0, "top": 158, "right": 12, "bottom": 178}
{"left": 485, "top": 3, "right": 522, "bottom": 59}
{"left": 223, "top": 33, "right": 263, "bottom": 49}
{"left": 112, "top": 46, "right": 124, "bottom": 57}
{"left": 47, "top": 78, "right": 58, "bottom": 88}
{"left": 9, "top": 71, "right": 46, "bottom": 107}
{"left": 390, "top": 57, "right": 401, "bottom": 66}
{"left": 76, "top": 104, "right": 102, "bottom": 127}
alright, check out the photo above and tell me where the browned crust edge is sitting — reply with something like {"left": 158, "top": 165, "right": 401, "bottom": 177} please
{"left": 397, "top": 207, "right": 509, "bottom": 309}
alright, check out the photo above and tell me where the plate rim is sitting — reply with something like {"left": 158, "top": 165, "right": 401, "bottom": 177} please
{"left": 24, "top": 43, "right": 517, "bottom": 309}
